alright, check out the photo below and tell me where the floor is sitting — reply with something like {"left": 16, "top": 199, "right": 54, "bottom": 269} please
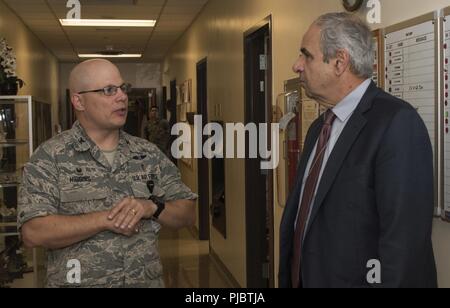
{"left": 6, "top": 228, "right": 234, "bottom": 288}
{"left": 160, "top": 228, "right": 234, "bottom": 288}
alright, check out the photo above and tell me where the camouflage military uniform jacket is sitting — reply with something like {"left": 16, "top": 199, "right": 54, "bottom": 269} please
{"left": 18, "top": 121, "right": 197, "bottom": 288}
{"left": 146, "top": 119, "right": 170, "bottom": 155}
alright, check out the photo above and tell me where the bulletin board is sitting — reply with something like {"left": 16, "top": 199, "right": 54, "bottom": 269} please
{"left": 442, "top": 7, "right": 450, "bottom": 220}
{"left": 372, "top": 29, "right": 384, "bottom": 88}
{"left": 384, "top": 13, "right": 441, "bottom": 213}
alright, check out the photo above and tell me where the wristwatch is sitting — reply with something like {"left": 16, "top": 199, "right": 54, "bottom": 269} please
{"left": 146, "top": 180, "right": 165, "bottom": 219}
{"left": 151, "top": 197, "right": 165, "bottom": 220}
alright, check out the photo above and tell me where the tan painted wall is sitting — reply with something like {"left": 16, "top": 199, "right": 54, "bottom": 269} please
{"left": 0, "top": 1, "right": 59, "bottom": 132}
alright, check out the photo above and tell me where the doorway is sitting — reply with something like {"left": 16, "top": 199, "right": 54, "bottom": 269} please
{"left": 124, "top": 88, "right": 155, "bottom": 138}
{"left": 196, "top": 58, "right": 210, "bottom": 241}
{"left": 244, "top": 16, "right": 274, "bottom": 288}
{"left": 168, "top": 79, "right": 178, "bottom": 165}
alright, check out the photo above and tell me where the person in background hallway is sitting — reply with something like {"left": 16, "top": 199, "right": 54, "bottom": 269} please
{"left": 17, "top": 59, "right": 197, "bottom": 288}
{"left": 279, "top": 12, "right": 437, "bottom": 288}
{"left": 146, "top": 106, "right": 170, "bottom": 157}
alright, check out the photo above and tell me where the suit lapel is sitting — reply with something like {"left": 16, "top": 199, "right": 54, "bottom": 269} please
{"left": 304, "top": 82, "right": 379, "bottom": 236}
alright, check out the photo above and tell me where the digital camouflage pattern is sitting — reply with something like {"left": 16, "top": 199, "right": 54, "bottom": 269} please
{"left": 18, "top": 121, "right": 197, "bottom": 288}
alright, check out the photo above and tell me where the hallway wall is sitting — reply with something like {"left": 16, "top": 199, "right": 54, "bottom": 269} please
{"left": 162, "top": 0, "right": 343, "bottom": 287}
{"left": 0, "top": 0, "right": 59, "bottom": 131}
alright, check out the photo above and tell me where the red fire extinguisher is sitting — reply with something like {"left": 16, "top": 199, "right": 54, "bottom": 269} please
{"left": 284, "top": 91, "right": 301, "bottom": 195}
{"left": 286, "top": 112, "right": 300, "bottom": 193}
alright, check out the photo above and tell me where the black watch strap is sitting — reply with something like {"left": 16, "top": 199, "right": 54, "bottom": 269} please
{"left": 152, "top": 198, "right": 165, "bottom": 220}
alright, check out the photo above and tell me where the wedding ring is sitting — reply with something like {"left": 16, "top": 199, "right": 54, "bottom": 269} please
{"left": 130, "top": 209, "right": 137, "bottom": 216}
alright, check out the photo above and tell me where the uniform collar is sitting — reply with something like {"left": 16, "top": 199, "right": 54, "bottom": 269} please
{"left": 70, "top": 121, "right": 94, "bottom": 152}
{"left": 69, "top": 121, "right": 142, "bottom": 170}
{"left": 70, "top": 121, "right": 139, "bottom": 153}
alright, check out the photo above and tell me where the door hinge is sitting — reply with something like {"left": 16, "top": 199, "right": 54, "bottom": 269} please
{"left": 260, "top": 81, "right": 265, "bottom": 92}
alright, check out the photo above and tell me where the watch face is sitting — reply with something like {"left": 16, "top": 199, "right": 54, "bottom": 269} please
{"left": 342, "top": 0, "right": 364, "bottom": 12}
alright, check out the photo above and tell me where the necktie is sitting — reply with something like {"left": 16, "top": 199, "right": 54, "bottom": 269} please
{"left": 291, "top": 109, "right": 337, "bottom": 288}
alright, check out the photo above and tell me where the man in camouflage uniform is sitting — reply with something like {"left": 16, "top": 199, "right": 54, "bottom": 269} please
{"left": 146, "top": 106, "right": 170, "bottom": 157}
{"left": 17, "top": 59, "right": 197, "bottom": 288}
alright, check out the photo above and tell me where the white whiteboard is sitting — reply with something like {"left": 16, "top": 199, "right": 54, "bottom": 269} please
{"left": 385, "top": 20, "right": 436, "bottom": 161}
{"left": 444, "top": 16, "right": 450, "bottom": 218}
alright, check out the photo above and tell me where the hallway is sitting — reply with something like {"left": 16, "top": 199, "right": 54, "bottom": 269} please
{"left": 2, "top": 0, "right": 450, "bottom": 289}
{"left": 9, "top": 228, "right": 236, "bottom": 288}
{"left": 159, "top": 228, "right": 236, "bottom": 288}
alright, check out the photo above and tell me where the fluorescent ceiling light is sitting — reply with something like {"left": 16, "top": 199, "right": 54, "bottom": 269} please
{"left": 60, "top": 19, "right": 156, "bottom": 27}
{"left": 79, "top": 54, "right": 142, "bottom": 58}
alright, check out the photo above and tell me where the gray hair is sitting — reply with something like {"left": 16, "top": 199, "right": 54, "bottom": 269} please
{"left": 314, "top": 12, "right": 374, "bottom": 79}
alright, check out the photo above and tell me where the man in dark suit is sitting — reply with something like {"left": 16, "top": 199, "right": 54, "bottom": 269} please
{"left": 279, "top": 12, "right": 437, "bottom": 288}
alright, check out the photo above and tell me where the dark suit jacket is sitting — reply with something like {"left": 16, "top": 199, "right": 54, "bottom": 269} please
{"left": 279, "top": 82, "right": 437, "bottom": 288}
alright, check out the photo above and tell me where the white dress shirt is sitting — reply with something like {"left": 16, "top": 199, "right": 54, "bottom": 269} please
{"left": 295, "top": 79, "right": 372, "bottom": 232}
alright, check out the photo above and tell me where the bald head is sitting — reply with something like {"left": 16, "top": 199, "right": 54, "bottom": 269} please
{"left": 69, "top": 59, "right": 122, "bottom": 95}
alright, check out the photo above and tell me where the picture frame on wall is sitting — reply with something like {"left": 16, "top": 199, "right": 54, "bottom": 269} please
{"left": 180, "top": 125, "right": 193, "bottom": 169}
{"left": 372, "top": 29, "right": 384, "bottom": 88}
{"left": 180, "top": 104, "right": 187, "bottom": 122}
{"left": 176, "top": 79, "right": 193, "bottom": 122}
{"left": 183, "top": 79, "right": 192, "bottom": 103}
{"left": 176, "top": 85, "right": 182, "bottom": 105}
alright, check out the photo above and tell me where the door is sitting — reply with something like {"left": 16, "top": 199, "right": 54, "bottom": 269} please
{"left": 123, "top": 88, "right": 153, "bottom": 138}
{"left": 244, "top": 17, "right": 274, "bottom": 288}
{"left": 197, "top": 58, "right": 210, "bottom": 241}
{"left": 161, "top": 86, "right": 167, "bottom": 120}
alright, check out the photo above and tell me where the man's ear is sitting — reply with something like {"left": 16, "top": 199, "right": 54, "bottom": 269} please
{"left": 334, "top": 49, "right": 350, "bottom": 76}
{"left": 71, "top": 94, "right": 85, "bottom": 111}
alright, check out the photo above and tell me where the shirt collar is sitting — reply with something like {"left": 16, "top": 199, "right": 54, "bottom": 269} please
{"left": 70, "top": 121, "right": 93, "bottom": 152}
{"left": 332, "top": 79, "right": 372, "bottom": 122}
{"left": 69, "top": 121, "right": 137, "bottom": 153}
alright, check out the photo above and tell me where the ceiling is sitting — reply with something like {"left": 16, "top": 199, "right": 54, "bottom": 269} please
{"left": 2, "top": 0, "right": 209, "bottom": 62}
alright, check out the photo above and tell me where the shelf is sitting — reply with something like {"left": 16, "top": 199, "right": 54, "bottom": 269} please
{"left": 0, "top": 95, "right": 39, "bottom": 288}
{"left": 0, "top": 100, "right": 29, "bottom": 105}
{"left": 0, "top": 140, "right": 28, "bottom": 147}
{"left": 0, "top": 233, "right": 19, "bottom": 237}
{"left": 0, "top": 183, "right": 20, "bottom": 188}
{"left": 0, "top": 167, "right": 25, "bottom": 173}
